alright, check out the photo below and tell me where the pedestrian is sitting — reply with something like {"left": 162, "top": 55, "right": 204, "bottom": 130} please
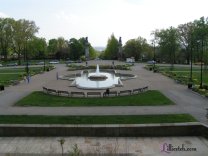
{"left": 27, "top": 74, "right": 30, "bottom": 83}
{"left": 106, "top": 88, "right": 110, "bottom": 96}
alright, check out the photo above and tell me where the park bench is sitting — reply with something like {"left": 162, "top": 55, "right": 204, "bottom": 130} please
{"left": 47, "top": 88, "right": 57, "bottom": 95}
{"left": 71, "top": 91, "right": 85, "bottom": 97}
{"left": 103, "top": 91, "right": 117, "bottom": 97}
{"left": 132, "top": 88, "right": 143, "bottom": 94}
{"left": 12, "top": 80, "right": 20, "bottom": 85}
{"left": 142, "top": 86, "right": 148, "bottom": 92}
{"left": 118, "top": 90, "right": 132, "bottom": 96}
{"left": 57, "top": 90, "right": 70, "bottom": 96}
{"left": 42, "top": 87, "right": 48, "bottom": 93}
{"left": 87, "top": 92, "right": 101, "bottom": 97}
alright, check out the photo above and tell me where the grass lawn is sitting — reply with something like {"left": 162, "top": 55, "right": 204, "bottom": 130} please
{"left": 0, "top": 114, "right": 196, "bottom": 124}
{"left": 0, "top": 73, "right": 23, "bottom": 86}
{"left": 171, "top": 71, "right": 208, "bottom": 84}
{"left": 148, "top": 65, "right": 208, "bottom": 84}
{"left": 158, "top": 66, "right": 200, "bottom": 72}
{"left": 0, "top": 67, "right": 47, "bottom": 86}
{"left": 15, "top": 90, "right": 174, "bottom": 107}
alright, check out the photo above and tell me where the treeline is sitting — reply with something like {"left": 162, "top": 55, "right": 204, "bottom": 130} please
{"left": 153, "top": 16, "right": 208, "bottom": 65}
{"left": 0, "top": 18, "right": 97, "bottom": 64}
{"left": 1, "top": 17, "right": 208, "bottom": 64}
{"left": 101, "top": 17, "right": 208, "bottom": 64}
{"left": 100, "top": 34, "right": 153, "bottom": 61}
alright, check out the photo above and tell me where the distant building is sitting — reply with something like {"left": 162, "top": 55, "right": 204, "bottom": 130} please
{"left": 126, "top": 57, "right": 135, "bottom": 63}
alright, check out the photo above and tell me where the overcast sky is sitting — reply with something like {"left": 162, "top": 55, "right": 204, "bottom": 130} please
{"left": 0, "top": 0, "right": 207, "bottom": 47}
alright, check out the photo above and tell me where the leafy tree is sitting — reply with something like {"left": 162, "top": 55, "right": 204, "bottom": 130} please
{"left": 123, "top": 37, "right": 151, "bottom": 61}
{"left": 178, "top": 22, "right": 196, "bottom": 64}
{"left": 156, "top": 27, "right": 179, "bottom": 66}
{"left": 56, "top": 37, "right": 69, "bottom": 59}
{"left": 192, "top": 17, "right": 208, "bottom": 62}
{"left": 28, "top": 37, "right": 47, "bottom": 59}
{"left": 12, "top": 19, "right": 39, "bottom": 64}
{"left": 104, "top": 34, "right": 119, "bottom": 59}
{"left": 68, "top": 38, "right": 84, "bottom": 60}
{"left": 0, "top": 18, "right": 15, "bottom": 61}
{"left": 89, "top": 46, "right": 97, "bottom": 59}
{"left": 47, "top": 39, "right": 58, "bottom": 58}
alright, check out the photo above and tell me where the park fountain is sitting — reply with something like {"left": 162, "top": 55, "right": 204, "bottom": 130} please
{"left": 74, "top": 64, "right": 122, "bottom": 89}
{"left": 88, "top": 64, "right": 107, "bottom": 81}
{"left": 59, "top": 64, "right": 136, "bottom": 90}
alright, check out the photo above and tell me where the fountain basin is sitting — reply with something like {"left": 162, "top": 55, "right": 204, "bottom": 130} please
{"left": 88, "top": 74, "right": 107, "bottom": 81}
{"left": 75, "top": 72, "right": 121, "bottom": 89}
{"left": 60, "top": 64, "right": 136, "bottom": 90}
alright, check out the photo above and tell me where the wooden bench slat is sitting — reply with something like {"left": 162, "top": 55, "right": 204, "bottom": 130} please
{"left": 103, "top": 91, "right": 117, "bottom": 97}
{"left": 71, "top": 91, "right": 85, "bottom": 97}
{"left": 57, "top": 90, "right": 70, "bottom": 96}
{"left": 119, "top": 90, "right": 132, "bottom": 96}
{"left": 42, "top": 87, "right": 48, "bottom": 93}
{"left": 87, "top": 92, "right": 101, "bottom": 97}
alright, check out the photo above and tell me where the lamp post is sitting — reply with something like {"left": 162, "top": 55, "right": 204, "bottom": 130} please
{"left": 43, "top": 53, "right": 46, "bottom": 71}
{"left": 25, "top": 50, "right": 29, "bottom": 83}
{"left": 188, "top": 34, "right": 193, "bottom": 88}
{"left": 200, "top": 40, "right": 204, "bottom": 89}
{"left": 190, "top": 45, "right": 193, "bottom": 82}
{"left": 152, "top": 41, "right": 156, "bottom": 71}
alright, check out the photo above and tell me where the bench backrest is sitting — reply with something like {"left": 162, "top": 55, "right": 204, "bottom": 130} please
{"left": 87, "top": 92, "right": 101, "bottom": 97}
{"left": 57, "top": 90, "right": 69, "bottom": 95}
{"left": 71, "top": 92, "right": 85, "bottom": 97}
{"left": 47, "top": 89, "right": 57, "bottom": 93}
{"left": 119, "top": 90, "right": 132, "bottom": 95}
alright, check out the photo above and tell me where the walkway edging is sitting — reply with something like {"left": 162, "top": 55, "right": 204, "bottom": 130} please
{"left": 0, "top": 122, "right": 207, "bottom": 137}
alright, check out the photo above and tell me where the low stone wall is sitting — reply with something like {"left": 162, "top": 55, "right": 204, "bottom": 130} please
{"left": 0, "top": 122, "right": 207, "bottom": 137}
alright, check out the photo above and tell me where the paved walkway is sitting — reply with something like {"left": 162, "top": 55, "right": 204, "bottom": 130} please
{"left": 0, "top": 61, "right": 207, "bottom": 125}
{"left": 0, "top": 136, "right": 207, "bottom": 155}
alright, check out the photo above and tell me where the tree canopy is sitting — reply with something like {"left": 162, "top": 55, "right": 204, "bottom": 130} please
{"left": 103, "top": 34, "right": 119, "bottom": 60}
{"left": 1, "top": 16, "right": 208, "bottom": 65}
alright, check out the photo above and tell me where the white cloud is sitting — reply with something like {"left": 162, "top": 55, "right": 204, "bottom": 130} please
{"left": 0, "top": 12, "right": 9, "bottom": 18}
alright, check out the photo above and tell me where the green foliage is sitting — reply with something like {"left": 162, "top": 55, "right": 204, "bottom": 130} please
{"left": 155, "top": 27, "right": 179, "bottom": 64}
{"left": 47, "top": 39, "right": 58, "bottom": 56}
{"left": 103, "top": 34, "right": 119, "bottom": 59}
{"left": 67, "top": 64, "right": 132, "bottom": 71}
{"left": 69, "top": 144, "right": 81, "bottom": 156}
{"left": 1, "top": 16, "right": 208, "bottom": 65}
{"left": 149, "top": 65, "right": 208, "bottom": 96}
{"left": 47, "top": 37, "right": 69, "bottom": 59}
{"left": 69, "top": 38, "right": 84, "bottom": 60}
{"left": 177, "top": 22, "right": 195, "bottom": 64}
{"left": 0, "top": 18, "right": 15, "bottom": 60}
{"left": 0, "top": 18, "right": 39, "bottom": 63}
{"left": 13, "top": 19, "right": 39, "bottom": 64}
{"left": 89, "top": 46, "right": 97, "bottom": 59}
{"left": 58, "top": 138, "right": 65, "bottom": 156}
{"left": 0, "top": 67, "right": 53, "bottom": 86}
{"left": 28, "top": 37, "right": 47, "bottom": 59}
{"left": 123, "top": 36, "right": 151, "bottom": 61}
